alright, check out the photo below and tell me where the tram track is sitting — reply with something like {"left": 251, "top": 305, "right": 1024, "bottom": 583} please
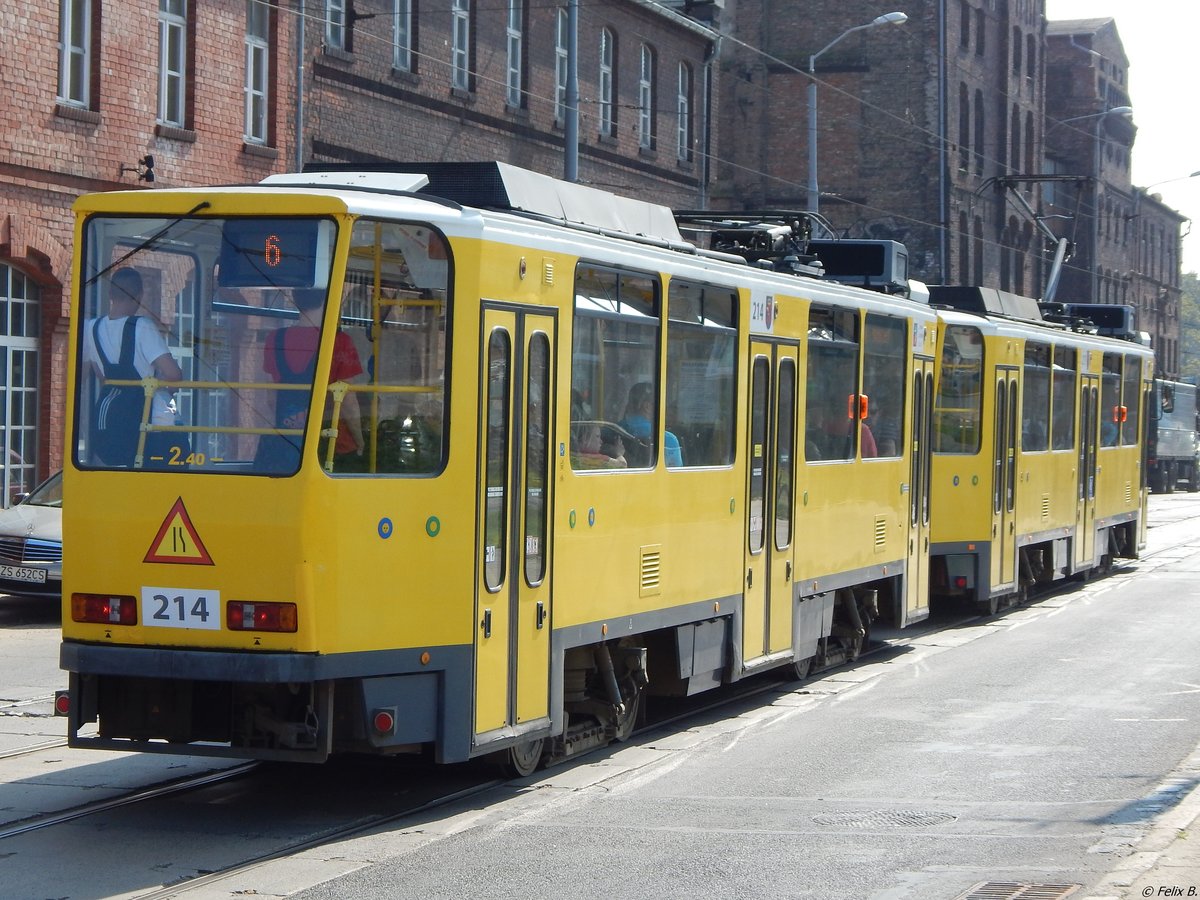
{"left": 0, "top": 761, "right": 259, "bottom": 841}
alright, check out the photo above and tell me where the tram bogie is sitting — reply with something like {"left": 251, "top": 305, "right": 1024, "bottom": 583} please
{"left": 57, "top": 163, "right": 1149, "bottom": 769}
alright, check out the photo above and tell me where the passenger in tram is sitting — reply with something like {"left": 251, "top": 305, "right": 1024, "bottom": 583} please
{"left": 619, "top": 382, "right": 683, "bottom": 467}
{"left": 82, "top": 267, "right": 185, "bottom": 468}
{"left": 598, "top": 426, "right": 628, "bottom": 467}
{"left": 571, "top": 422, "right": 625, "bottom": 469}
{"left": 256, "top": 288, "right": 365, "bottom": 472}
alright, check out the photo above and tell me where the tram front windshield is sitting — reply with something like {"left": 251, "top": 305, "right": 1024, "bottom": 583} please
{"left": 74, "top": 214, "right": 450, "bottom": 476}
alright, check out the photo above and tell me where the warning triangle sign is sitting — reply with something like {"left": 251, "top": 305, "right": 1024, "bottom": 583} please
{"left": 144, "top": 497, "right": 215, "bottom": 565}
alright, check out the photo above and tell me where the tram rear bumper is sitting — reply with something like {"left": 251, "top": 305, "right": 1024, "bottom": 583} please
{"left": 59, "top": 642, "right": 473, "bottom": 763}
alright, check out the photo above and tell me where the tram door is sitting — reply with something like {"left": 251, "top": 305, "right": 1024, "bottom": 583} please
{"left": 903, "top": 359, "right": 934, "bottom": 625}
{"left": 990, "top": 369, "right": 1019, "bottom": 590}
{"left": 1075, "top": 375, "right": 1100, "bottom": 568}
{"left": 743, "top": 343, "right": 800, "bottom": 666}
{"left": 474, "top": 308, "right": 556, "bottom": 743}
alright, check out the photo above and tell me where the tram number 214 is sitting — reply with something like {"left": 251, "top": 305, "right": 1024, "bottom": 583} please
{"left": 141, "top": 588, "right": 221, "bottom": 630}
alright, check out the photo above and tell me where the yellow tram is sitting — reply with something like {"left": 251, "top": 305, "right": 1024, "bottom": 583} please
{"left": 929, "top": 288, "right": 1152, "bottom": 612}
{"left": 58, "top": 163, "right": 950, "bottom": 771}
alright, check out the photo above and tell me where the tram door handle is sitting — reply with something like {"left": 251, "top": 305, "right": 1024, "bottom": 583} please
{"left": 785, "top": 561, "right": 792, "bottom": 582}
{"left": 536, "top": 601, "right": 546, "bottom": 630}
{"left": 747, "top": 568, "right": 753, "bottom": 588}
{"left": 481, "top": 608, "right": 492, "bottom": 638}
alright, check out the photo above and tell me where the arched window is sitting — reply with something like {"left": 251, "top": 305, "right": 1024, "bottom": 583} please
{"left": 0, "top": 263, "right": 41, "bottom": 503}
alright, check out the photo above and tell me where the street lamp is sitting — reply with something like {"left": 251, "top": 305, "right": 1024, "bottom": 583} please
{"left": 807, "top": 11, "right": 907, "bottom": 213}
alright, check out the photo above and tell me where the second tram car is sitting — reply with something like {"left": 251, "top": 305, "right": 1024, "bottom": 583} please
{"left": 57, "top": 163, "right": 1148, "bottom": 773}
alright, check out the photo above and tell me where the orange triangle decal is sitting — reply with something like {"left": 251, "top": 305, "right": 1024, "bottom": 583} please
{"left": 144, "top": 498, "right": 214, "bottom": 565}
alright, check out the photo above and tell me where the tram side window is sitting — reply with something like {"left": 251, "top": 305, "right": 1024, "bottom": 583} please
{"left": 665, "top": 280, "right": 737, "bottom": 467}
{"left": 933, "top": 325, "right": 983, "bottom": 454}
{"left": 571, "top": 265, "right": 661, "bottom": 470}
{"left": 805, "top": 306, "right": 861, "bottom": 461}
{"left": 862, "top": 314, "right": 906, "bottom": 458}
{"left": 1100, "top": 353, "right": 1121, "bottom": 447}
{"left": 1050, "top": 346, "right": 1076, "bottom": 451}
{"left": 1121, "top": 355, "right": 1141, "bottom": 446}
{"left": 335, "top": 220, "right": 451, "bottom": 476}
{"left": 1021, "top": 341, "right": 1051, "bottom": 452}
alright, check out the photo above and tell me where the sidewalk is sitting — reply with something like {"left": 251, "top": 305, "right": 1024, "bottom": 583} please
{"left": 1085, "top": 763, "right": 1200, "bottom": 899}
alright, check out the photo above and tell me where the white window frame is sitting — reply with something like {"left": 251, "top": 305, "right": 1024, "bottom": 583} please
{"left": 58, "top": 0, "right": 91, "bottom": 107}
{"left": 0, "top": 265, "right": 41, "bottom": 506}
{"left": 599, "top": 28, "right": 614, "bottom": 137}
{"left": 677, "top": 62, "right": 692, "bottom": 161}
{"left": 505, "top": 0, "right": 523, "bottom": 107}
{"left": 326, "top": 0, "right": 347, "bottom": 51}
{"left": 554, "top": 9, "right": 568, "bottom": 123}
{"left": 451, "top": 0, "right": 471, "bottom": 91}
{"left": 393, "top": 0, "right": 412, "bottom": 71}
{"left": 158, "top": 0, "right": 187, "bottom": 127}
{"left": 638, "top": 44, "right": 655, "bottom": 149}
{"left": 244, "top": 0, "right": 270, "bottom": 144}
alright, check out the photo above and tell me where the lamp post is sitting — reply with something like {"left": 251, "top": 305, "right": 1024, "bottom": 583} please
{"left": 1087, "top": 106, "right": 1133, "bottom": 301}
{"left": 806, "top": 11, "right": 907, "bottom": 213}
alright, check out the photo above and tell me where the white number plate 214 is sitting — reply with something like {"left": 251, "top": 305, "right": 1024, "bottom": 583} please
{"left": 141, "top": 588, "right": 221, "bottom": 629}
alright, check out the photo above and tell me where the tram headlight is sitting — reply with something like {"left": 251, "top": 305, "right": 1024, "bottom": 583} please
{"left": 226, "top": 601, "right": 298, "bottom": 633}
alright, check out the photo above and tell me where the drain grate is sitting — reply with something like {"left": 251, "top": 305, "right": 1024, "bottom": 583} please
{"left": 811, "top": 809, "right": 957, "bottom": 828}
{"left": 952, "top": 883, "right": 1081, "bottom": 900}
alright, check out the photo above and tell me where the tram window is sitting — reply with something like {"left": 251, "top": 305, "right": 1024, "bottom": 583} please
{"left": 335, "top": 220, "right": 450, "bottom": 476}
{"left": 1021, "top": 342, "right": 1051, "bottom": 452}
{"left": 73, "top": 214, "right": 451, "bottom": 476}
{"left": 1122, "top": 355, "right": 1141, "bottom": 446}
{"left": 483, "top": 330, "right": 510, "bottom": 592}
{"left": 775, "top": 358, "right": 796, "bottom": 550}
{"left": 805, "top": 306, "right": 860, "bottom": 462}
{"left": 665, "top": 280, "right": 737, "bottom": 468}
{"left": 1050, "top": 346, "right": 1077, "bottom": 451}
{"left": 571, "top": 265, "right": 662, "bottom": 470}
{"left": 862, "top": 314, "right": 906, "bottom": 459}
{"left": 1100, "top": 353, "right": 1121, "bottom": 447}
{"left": 933, "top": 325, "right": 983, "bottom": 454}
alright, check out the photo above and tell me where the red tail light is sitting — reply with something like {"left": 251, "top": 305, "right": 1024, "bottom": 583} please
{"left": 71, "top": 593, "right": 137, "bottom": 625}
{"left": 227, "top": 601, "right": 298, "bottom": 633}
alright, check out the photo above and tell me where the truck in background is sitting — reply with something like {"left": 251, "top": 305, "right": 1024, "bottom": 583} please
{"left": 1148, "top": 379, "right": 1199, "bottom": 493}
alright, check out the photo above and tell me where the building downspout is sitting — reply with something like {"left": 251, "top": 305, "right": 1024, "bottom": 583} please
{"left": 295, "top": 0, "right": 306, "bottom": 171}
{"left": 700, "top": 37, "right": 720, "bottom": 207}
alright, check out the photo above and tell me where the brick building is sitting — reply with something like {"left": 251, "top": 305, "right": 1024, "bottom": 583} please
{"left": 715, "top": 1, "right": 1186, "bottom": 378}
{"left": 302, "top": 0, "right": 719, "bottom": 208}
{"left": 1044, "top": 19, "right": 1185, "bottom": 377}
{"left": 0, "top": 1, "right": 297, "bottom": 494}
{"left": 0, "top": 0, "right": 719, "bottom": 499}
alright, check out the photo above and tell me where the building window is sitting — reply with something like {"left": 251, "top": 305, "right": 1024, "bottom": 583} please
{"left": 505, "top": 0, "right": 523, "bottom": 107}
{"left": 451, "top": 0, "right": 471, "bottom": 91}
{"left": 638, "top": 43, "right": 655, "bottom": 150}
{"left": 393, "top": 0, "right": 413, "bottom": 71}
{"left": 975, "top": 7, "right": 985, "bottom": 55}
{"left": 325, "top": 0, "right": 346, "bottom": 51}
{"left": 158, "top": 0, "right": 188, "bottom": 127}
{"left": 676, "top": 62, "right": 692, "bottom": 161}
{"left": 959, "top": 0, "right": 969, "bottom": 48}
{"left": 58, "top": 0, "right": 92, "bottom": 107}
{"left": 0, "top": 264, "right": 41, "bottom": 504}
{"left": 555, "top": 9, "right": 568, "bottom": 123}
{"left": 599, "top": 28, "right": 615, "bottom": 137}
{"left": 244, "top": 0, "right": 270, "bottom": 144}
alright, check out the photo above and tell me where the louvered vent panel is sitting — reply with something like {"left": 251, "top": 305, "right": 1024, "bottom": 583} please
{"left": 543, "top": 258, "right": 555, "bottom": 285}
{"left": 640, "top": 545, "right": 662, "bottom": 597}
{"left": 1041, "top": 494, "right": 1050, "bottom": 520}
{"left": 874, "top": 516, "right": 888, "bottom": 552}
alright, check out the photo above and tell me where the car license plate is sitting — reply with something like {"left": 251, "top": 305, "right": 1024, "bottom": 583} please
{"left": 0, "top": 564, "right": 48, "bottom": 584}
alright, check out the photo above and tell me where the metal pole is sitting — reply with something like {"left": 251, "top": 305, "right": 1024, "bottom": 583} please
{"left": 807, "top": 67, "right": 819, "bottom": 212}
{"left": 564, "top": 0, "right": 579, "bottom": 182}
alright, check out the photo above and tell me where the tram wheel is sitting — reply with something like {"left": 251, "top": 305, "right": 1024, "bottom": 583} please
{"left": 792, "top": 655, "right": 814, "bottom": 681}
{"left": 495, "top": 737, "right": 545, "bottom": 778}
